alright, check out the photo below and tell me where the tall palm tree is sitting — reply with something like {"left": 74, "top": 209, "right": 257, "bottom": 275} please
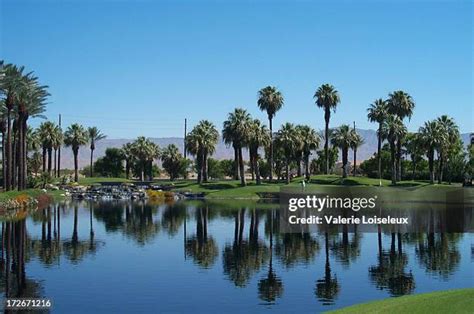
{"left": 247, "top": 119, "right": 270, "bottom": 185}
{"left": 367, "top": 99, "right": 388, "bottom": 185}
{"left": 298, "top": 125, "right": 320, "bottom": 180}
{"left": 87, "top": 127, "right": 106, "bottom": 177}
{"left": 0, "top": 64, "right": 24, "bottom": 190}
{"left": 130, "top": 136, "right": 160, "bottom": 181}
{"left": 314, "top": 84, "right": 340, "bottom": 175}
{"left": 161, "top": 144, "right": 183, "bottom": 181}
{"left": 257, "top": 86, "right": 284, "bottom": 181}
{"left": 121, "top": 143, "right": 134, "bottom": 179}
{"left": 382, "top": 115, "right": 407, "bottom": 185}
{"left": 435, "top": 115, "right": 459, "bottom": 184}
{"left": 64, "top": 123, "right": 89, "bottom": 182}
{"left": 37, "top": 121, "right": 57, "bottom": 175}
{"left": 387, "top": 91, "right": 415, "bottom": 181}
{"left": 222, "top": 108, "right": 251, "bottom": 186}
{"left": 276, "top": 123, "right": 299, "bottom": 184}
{"left": 16, "top": 72, "right": 48, "bottom": 189}
{"left": 187, "top": 120, "right": 218, "bottom": 184}
{"left": 419, "top": 120, "right": 440, "bottom": 184}
{"left": 330, "top": 125, "right": 353, "bottom": 178}
{"left": 51, "top": 125, "right": 63, "bottom": 178}
{"left": 350, "top": 130, "right": 364, "bottom": 176}
{"left": 194, "top": 120, "right": 219, "bottom": 183}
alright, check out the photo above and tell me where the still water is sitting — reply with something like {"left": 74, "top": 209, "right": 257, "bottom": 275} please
{"left": 0, "top": 200, "right": 473, "bottom": 313}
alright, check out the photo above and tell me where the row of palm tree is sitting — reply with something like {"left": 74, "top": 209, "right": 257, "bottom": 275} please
{"left": 0, "top": 62, "right": 48, "bottom": 190}
{"left": 121, "top": 137, "right": 160, "bottom": 181}
{"left": 30, "top": 123, "right": 106, "bottom": 182}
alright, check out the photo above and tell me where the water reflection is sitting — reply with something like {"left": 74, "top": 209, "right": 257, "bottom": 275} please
{"left": 0, "top": 200, "right": 471, "bottom": 312}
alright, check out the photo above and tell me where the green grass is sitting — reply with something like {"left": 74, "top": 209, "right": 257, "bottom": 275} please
{"left": 71, "top": 175, "right": 466, "bottom": 199}
{"left": 329, "top": 288, "right": 474, "bottom": 314}
{"left": 77, "top": 177, "right": 132, "bottom": 185}
{"left": 0, "top": 189, "right": 64, "bottom": 202}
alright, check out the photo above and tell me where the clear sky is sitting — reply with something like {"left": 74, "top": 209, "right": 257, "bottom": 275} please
{"left": 1, "top": 0, "right": 472, "bottom": 138}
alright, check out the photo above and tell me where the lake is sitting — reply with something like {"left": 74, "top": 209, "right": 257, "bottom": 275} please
{"left": 0, "top": 200, "right": 472, "bottom": 313}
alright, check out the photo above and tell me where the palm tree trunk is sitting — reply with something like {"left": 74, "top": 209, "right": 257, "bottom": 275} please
{"left": 437, "top": 153, "right": 444, "bottom": 184}
{"left": 42, "top": 147, "right": 47, "bottom": 173}
{"left": 297, "top": 157, "right": 302, "bottom": 177}
{"left": 54, "top": 149, "right": 57, "bottom": 178}
{"left": 285, "top": 159, "right": 290, "bottom": 184}
{"left": 202, "top": 150, "right": 208, "bottom": 182}
{"left": 255, "top": 153, "right": 261, "bottom": 185}
{"left": 396, "top": 140, "right": 402, "bottom": 182}
{"left": 428, "top": 151, "right": 434, "bottom": 184}
{"left": 304, "top": 154, "right": 310, "bottom": 180}
{"left": 233, "top": 146, "right": 239, "bottom": 180}
{"left": 90, "top": 148, "right": 94, "bottom": 177}
{"left": 197, "top": 151, "right": 202, "bottom": 184}
{"left": 21, "top": 118, "right": 27, "bottom": 190}
{"left": 390, "top": 143, "right": 396, "bottom": 185}
{"left": 249, "top": 150, "right": 254, "bottom": 180}
{"left": 269, "top": 117, "right": 274, "bottom": 181}
{"left": 17, "top": 116, "right": 24, "bottom": 190}
{"left": 12, "top": 128, "right": 18, "bottom": 190}
{"left": 73, "top": 148, "right": 79, "bottom": 182}
{"left": 239, "top": 147, "right": 246, "bottom": 186}
{"left": 47, "top": 147, "right": 53, "bottom": 175}
{"left": 1, "top": 131, "right": 5, "bottom": 190}
{"left": 342, "top": 147, "right": 348, "bottom": 178}
{"left": 57, "top": 144, "right": 61, "bottom": 178}
{"left": 324, "top": 116, "right": 329, "bottom": 175}
{"left": 6, "top": 110, "right": 12, "bottom": 191}
{"left": 377, "top": 123, "right": 382, "bottom": 184}
{"left": 353, "top": 148, "right": 357, "bottom": 176}
{"left": 125, "top": 160, "right": 130, "bottom": 179}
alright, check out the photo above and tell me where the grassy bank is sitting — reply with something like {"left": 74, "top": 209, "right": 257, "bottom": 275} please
{"left": 0, "top": 189, "right": 64, "bottom": 202}
{"left": 69, "top": 175, "right": 466, "bottom": 199}
{"left": 329, "top": 288, "right": 474, "bottom": 314}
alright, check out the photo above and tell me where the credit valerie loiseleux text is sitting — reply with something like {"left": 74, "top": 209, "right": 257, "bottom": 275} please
{"left": 286, "top": 195, "right": 409, "bottom": 225}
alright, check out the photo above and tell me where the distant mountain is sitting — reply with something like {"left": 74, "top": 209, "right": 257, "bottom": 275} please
{"left": 58, "top": 130, "right": 473, "bottom": 169}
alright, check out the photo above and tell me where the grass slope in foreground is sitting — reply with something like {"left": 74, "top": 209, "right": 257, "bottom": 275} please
{"left": 329, "top": 288, "right": 474, "bottom": 314}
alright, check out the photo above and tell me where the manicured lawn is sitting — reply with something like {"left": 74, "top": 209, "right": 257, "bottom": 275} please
{"left": 77, "top": 177, "right": 132, "bottom": 185}
{"left": 329, "top": 288, "right": 474, "bottom": 314}
{"left": 68, "top": 175, "right": 466, "bottom": 199}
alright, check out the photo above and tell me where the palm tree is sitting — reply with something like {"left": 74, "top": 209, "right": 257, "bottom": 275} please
{"left": 350, "top": 130, "right": 364, "bottom": 176}
{"left": 435, "top": 115, "right": 459, "bottom": 184}
{"left": 161, "top": 144, "right": 183, "bottom": 181}
{"left": 37, "top": 121, "right": 57, "bottom": 175}
{"left": 382, "top": 115, "right": 407, "bottom": 184}
{"left": 387, "top": 91, "right": 415, "bottom": 181}
{"left": 121, "top": 143, "right": 134, "bottom": 179}
{"left": 247, "top": 119, "right": 270, "bottom": 185}
{"left": 257, "top": 86, "right": 284, "bottom": 181}
{"left": 298, "top": 125, "right": 320, "bottom": 180}
{"left": 367, "top": 99, "right": 388, "bottom": 184}
{"left": 64, "top": 123, "right": 89, "bottom": 182}
{"left": 405, "top": 133, "right": 423, "bottom": 180}
{"left": 130, "top": 136, "right": 160, "bottom": 181}
{"left": 314, "top": 84, "right": 340, "bottom": 175}
{"left": 187, "top": 120, "right": 218, "bottom": 184}
{"left": 222, "top": 108, "right": 251, "bottom": 186}
{"left": 51, "top": 125, "right": 63, "bottom": 178}
{"left": 194, "top": 120, "right": 219, "bottom": 183}
{"left": 419, "top": 120, "right": 440, "bottom": 184}
{"left": 0, "top": 64, "right": 24, "bottom": 190}
{"left": 87, "top": 127, "right": 106, "bottom": 177}
{"left": 276, "top": 123, "right": 299, "bottom": 184}
{"left": 331, "top": 125, "right": 353, "bottom": 178}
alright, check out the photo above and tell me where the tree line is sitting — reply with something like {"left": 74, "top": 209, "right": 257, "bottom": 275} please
{"left": 2, "top": 60, "right": 472, "bottom": 188}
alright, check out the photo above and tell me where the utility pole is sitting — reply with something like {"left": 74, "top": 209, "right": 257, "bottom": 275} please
{"left": 353, "top": 121, "right": 356, "bottom": 177}
{"left": 57, "top": 114, "right": 61, "bottom": 178}
{"left": 184, "top": 118, "right": 187, "bottom": 157}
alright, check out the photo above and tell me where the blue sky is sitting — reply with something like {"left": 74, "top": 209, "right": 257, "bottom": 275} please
{"left": 1, "top": 0, "right": 472, "bottom": 138}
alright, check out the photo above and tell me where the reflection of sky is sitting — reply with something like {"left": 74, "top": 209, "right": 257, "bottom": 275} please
{"left": 22, "top": 202, "right": 474, "bottom": 313}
